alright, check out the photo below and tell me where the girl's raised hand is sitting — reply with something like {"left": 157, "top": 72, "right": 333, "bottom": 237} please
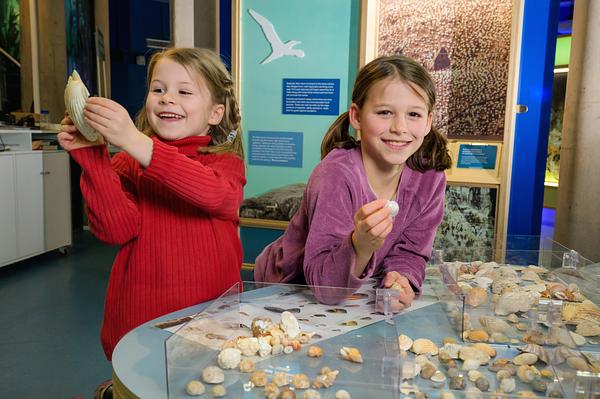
{"left": 382, "top": 271, "right": 415, "bottom": 311}
{"left": 83, "top": 97, "right": 141, "bottom": 149}
{"left": 351, "top": 198, "right": 393, "bottom": 257}
{"left": 57, "top": 114, "right": 104, "bottom": 152}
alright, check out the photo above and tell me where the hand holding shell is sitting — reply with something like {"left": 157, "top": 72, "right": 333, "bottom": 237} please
{"left": 64, "top": 70, "right": 98, "bottom": 141}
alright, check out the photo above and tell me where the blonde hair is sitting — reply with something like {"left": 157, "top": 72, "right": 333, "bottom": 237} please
{"left": 321, "top": 55, "right": 451, "bottom": 171}
{"left": 135, "top": 47, "right": 244, "bottom": 158}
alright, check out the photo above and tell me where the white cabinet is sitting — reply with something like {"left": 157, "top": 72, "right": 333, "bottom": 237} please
{"left": 0, "top": 151, "right": 71, "bottom": 268}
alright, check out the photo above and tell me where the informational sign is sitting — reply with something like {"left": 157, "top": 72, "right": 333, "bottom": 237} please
{"left": 457, "top": 144, "right": 498, "bottom": 169}
{"left": 248, "top": 131, "right": 303, "bottom": 168}
{"left": 282, "top": 78, "right": 340, "bottom": 115}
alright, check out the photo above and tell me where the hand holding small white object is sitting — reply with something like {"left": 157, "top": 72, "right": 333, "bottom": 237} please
{"left": 386, "top": 200, "right": 399, "bottom": 218}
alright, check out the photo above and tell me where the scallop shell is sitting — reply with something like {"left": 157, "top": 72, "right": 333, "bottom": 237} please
{"left": 202, "top": 366, "right": 225, "bottom": 383}
{"left": 280, "top": 311, "right": 301, "bottom": 339}
{"left": 411, "top": 338, "right": 439, "bottom": 355}
{"left": 64, "top": 70, "right": 98, "bottom": 141}
{"left": 217, "top": 348, "right": 241, "bottom": 369}
{"left": 340, "top": 346, "right": 363, "bottom": 363}
{"left": 466, "top": 287, "right": 488, "bottom": 307}
{"left": 398, "top": 334, "right": 413, "bottom": 351}
{"left": 479, "top": 316, "right": 511, "bottom": 334}
{"left": 185, "top": 380, "right": 206, "bottom": 396}
{"left": 292, "top": 373, "right": 310, "bottom": 389}
{"left": 575, "top": 321, "right": 600, "bottom": 337}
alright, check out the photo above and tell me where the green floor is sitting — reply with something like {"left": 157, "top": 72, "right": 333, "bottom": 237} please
{"left": 0, "top": 230, "right": 254, "bottom": 398}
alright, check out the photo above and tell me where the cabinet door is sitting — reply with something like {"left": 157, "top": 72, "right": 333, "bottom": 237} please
{"left": 0, "top": 156, "right": 17, "bottom": 265}
{"left": 43, "top": 152, "right": 72, "bottom": 250}
{"left": 14, "top": 153, "right": 45, "bottom": 258}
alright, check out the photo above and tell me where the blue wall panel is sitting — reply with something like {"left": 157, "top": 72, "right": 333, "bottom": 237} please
{"left": 508, "top": 0, "right": 560, "bottom": 236}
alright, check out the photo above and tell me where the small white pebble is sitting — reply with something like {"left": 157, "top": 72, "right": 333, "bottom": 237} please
{"left": 185, "top": 380, "right": 205, "bottom": 396}
{"left": 387, "top": 200, "right": 399, "bottom": 218}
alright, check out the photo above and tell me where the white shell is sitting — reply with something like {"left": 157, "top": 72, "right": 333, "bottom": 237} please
{"left": 64, "top": 70, "right": 98, "bottom": 141}
{"left": 202, "top": 366, "right": 225, "bottom": 384}
{"left": 387, "top": 200, "right": 399, "bottom": 217}
{"left": 281, "top": 311, "right": 301, "bottom": 339}
{"left": 217, "top": 347, "right": 241, "bottom": 369}
{"left": 335, "top": 389, "right": 351, "bottom": 399}
{"left": 185, "top": 380, "right": 206, "bottom": 396}
{"left": 398, "top": 334, "right": 413, "bottom": 351}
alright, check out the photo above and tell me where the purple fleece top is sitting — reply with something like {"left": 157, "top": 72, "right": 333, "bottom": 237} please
{"left": 254, "top": 146, "right": 446, "bottom": 294}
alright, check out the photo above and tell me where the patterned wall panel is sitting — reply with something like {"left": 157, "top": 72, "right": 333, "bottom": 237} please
{"left": 378, "top": 0, "right": 512, "bottom": 140}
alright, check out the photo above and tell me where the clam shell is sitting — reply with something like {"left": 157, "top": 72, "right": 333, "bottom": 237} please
{"left": 566, "top": 356, "right": 592, "bottom": 372}
{"left": 513, "top": 353, "right": 538, "bottom": 365}
{"left": 518, "top": 344, "right": 549, "bottom": 364}
{"left": 398, "top": 334, "right": 413, "bottom": 351}
{"left": 466, "top": 287, "right": 488, "bottom": 307}
{"left": 495, "top": 291, "right": 535, "bottom": 315}
{"left": 516, "top": 365, "right": 537, "bottom": 383}
{"left": 64, "top": 70, "right": 98, "bottom": 141}
{"left": 479, "top": 316, "right": 511, "bottom": 334}
{"left": 459, "top": 346, "right": 491, "bottom": 364}
{"left": 467, "top": 329, "right": 489, "bottom": 342}
{"left": 472, "top": 343, "right": 496, "bottom": 358}
{"left": 411, "top": 338, "right": 439, "bottom": 355}
{"left": 462, "top": 359, "right": 481, "bottom": 370}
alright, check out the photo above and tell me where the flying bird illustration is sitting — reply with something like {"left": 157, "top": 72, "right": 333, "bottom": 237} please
{"left": 248, "top": 8, "right": 305, "bottom": 64}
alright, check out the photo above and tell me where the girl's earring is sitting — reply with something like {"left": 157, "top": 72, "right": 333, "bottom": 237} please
{"left": 226, "top": 130, "right": 237, "bottom": 144}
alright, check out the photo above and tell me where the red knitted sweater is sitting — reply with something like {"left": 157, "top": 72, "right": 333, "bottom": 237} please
{"left": 71, "top": 135, "right": 246, "bottom": 360}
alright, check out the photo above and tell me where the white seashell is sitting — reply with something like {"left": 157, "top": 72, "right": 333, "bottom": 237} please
{"left": 281, "top": 311, "right": 301, "bottom": 339}
{"left": 386, "top": 200, "right": 399, "bottom": 217}
{"left": 237, "top": 337, "right": 260, "bottom": 356}
{"left": 569, "top": 331, "right": 587, "bottom": 346}
{"left": 479, "top": 316, "right": 512, "bottom": 335}
{"left": 494, "top": 291, "right": 535, "bottom": 315}
{"left": 468, "top": 370, "right": 484, "bottom": 382}
{"left": 210, "top": 385, "right": 226, "bottom": 397}
{"left": 440, "top": 343, "right": 462, "bottom": 359}
{"left": 398, "top": 334, "right": 413, "bottom": 351}
{"left": 500, "top": 377, "right": 516, "bottom": 393}
{"left": 64, "top": 70, "right": 98, "bottom": 141}
{"left": 411, "top": 338, "right": 438, "bottom": 355}
{"left": 302, "top": 389, "right": 322, "bottom": 399}
{"left": 217, "top": 347, "right": 241, "bottom": 369}
{"left": 185, "top": 380, "right": 205, "bottom": 396}
{"left": 335, "top": 390, "right": 351, "bottom": 399}
{"left": 202, "top": 366, "right": 225, "bottom": 383}
{"left": 462, "top": 358, "right": 481, "bottom": 370}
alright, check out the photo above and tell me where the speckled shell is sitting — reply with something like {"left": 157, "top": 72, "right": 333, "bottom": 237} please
{"left": 202, "top": 366, "right": 225, "bottom": 383}
{"left": 411, "top": 338, "right": 439, "bottom": 355}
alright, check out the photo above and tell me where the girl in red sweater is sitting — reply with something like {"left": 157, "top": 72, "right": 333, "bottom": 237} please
{"left": 58, "top": 48, "right": 246, "bottom": 361}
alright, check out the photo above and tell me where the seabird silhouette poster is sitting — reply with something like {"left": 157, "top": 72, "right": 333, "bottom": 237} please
{"left": 238, "top": 0, "right": 360, "bottom": 198}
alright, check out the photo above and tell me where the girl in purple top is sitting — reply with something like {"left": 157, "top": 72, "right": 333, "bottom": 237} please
{"left": 254, "top": 55, "right": 452, "bottom": 310}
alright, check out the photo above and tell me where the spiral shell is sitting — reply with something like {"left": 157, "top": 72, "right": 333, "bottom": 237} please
{"left": 64, "top": 70, "right": 98, "bottom": 141}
